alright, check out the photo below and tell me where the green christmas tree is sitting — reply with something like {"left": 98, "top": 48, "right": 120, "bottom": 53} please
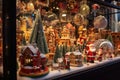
{"left": 29, "top": 13, "right": 39, "bottom": 43}
{"left": 65, "top": 43, "right": 70, "bottom": 52}
{"left": 54, "top": 45, "right": 62, "bottom": 63}
{"left": 60, "top": 44, "right": 63, "bottom": 56}
{"left": 66, "top": 45, "right": 70, "bottom": 52}
{"left": 82, "top": 41, "right": 86, "bottom": 52}
{"left": 106, "top": 33, "right": 114, "bottom": 45}
{"left": 62, "top": 44, "right": 66, "bottom": 57}
{"left": 29, "top": 10, "right": 49, "bottom": 54}
{"left": 70, "top": 45, "right": 73, "bottom": 52}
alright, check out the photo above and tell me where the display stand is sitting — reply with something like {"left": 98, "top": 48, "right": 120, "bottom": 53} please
{"left": 17, "top": 57, "right": 120, "bottom": 80}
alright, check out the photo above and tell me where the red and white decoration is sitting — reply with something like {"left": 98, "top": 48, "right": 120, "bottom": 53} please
{"left": 19, "top": 44, "right": 49, "bottom": 77}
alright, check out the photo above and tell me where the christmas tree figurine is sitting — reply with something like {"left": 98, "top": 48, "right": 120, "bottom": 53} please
{"left": 29, "top": 10, "right": 49, "bottom": 54}
{"left": 106, "top": 32, "right": 114, "bottom": 46}
{"left": 54, "top": 44, "right": 62, "bottom": 63}
{"left": 62, "top": 43, "right": 67, "bottom": 57}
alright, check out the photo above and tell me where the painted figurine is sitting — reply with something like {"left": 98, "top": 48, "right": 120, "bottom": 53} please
{"left": 86, "top": 43, "right": 96, "bottom": 63}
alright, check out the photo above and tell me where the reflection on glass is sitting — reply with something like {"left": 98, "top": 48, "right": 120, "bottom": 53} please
{"left": 0, "top": 0, "right": 3, "bottom": 78}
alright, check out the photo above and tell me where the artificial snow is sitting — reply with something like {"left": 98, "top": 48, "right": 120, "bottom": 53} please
{"left": 17, "top": 57, "right": 120, "bottom": 80}
{"left": 22, "top": 45, "right": 38, "bottom": 54}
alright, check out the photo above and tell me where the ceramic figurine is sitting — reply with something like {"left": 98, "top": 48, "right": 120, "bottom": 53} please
{"left": 86, "top": 43, "right": 96, "bottom": 63}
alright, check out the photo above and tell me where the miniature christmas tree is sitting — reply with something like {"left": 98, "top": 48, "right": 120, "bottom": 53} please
{"left": 66, "top": 45, "right": 70, "bottom": 52}
{"left": 60, "top": 44, "right": 63, "bottom": 56}
{"left": 70, "top": 45, "right": 73, "bottom": 52}
{"left": 62, "top": 44, "right": 66, "bottom": 57}
{"left": 65, "top": 42, "right": 70, "bottom": 52}
{"left": 29, "top": 10, "right": 49, "bottom": 54}
{"left": 29, "top": 18, "right": 38, "bottom": 43}
{"left": 54, "top": 45, "right": 62, "bottom": 63}
{"left": 82, "top": 41, "right": 86, "bottom": 51}
{"left": 106, "top": 33, "right": 114, "bottom": 45}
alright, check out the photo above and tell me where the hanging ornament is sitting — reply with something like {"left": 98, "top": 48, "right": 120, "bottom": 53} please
{"left": 43, "top": 11, "right": 58, "bottom": 21}
{"left": 73, "top": 13, "right": 84, "bottom": 26}
{"left": 91, "top": 4, "right": 100, "bottom": 18}
{"left": 60, "top": 10, "right": 68, "bottom": 22}
{"left": 92, "top": 4, "right": 100, "bottom": 10}
{"left": 43, "top": 11, "right": 59, "bottom": 26}
{"left": 93, "top": 15, "right": 108, "bottom": 29}
{"left": 27, "top": 2, "right": 35, "bottom": 12}
{"left": 80, "top": 0, "right": 90, "bottom": 17}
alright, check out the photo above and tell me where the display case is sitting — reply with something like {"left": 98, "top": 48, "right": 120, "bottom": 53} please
{"left": 2, "top": 0, "right": 120, "bottom": 80}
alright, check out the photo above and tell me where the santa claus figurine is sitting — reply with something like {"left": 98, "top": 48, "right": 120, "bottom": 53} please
{"left": 86, "top": 43, "right": 96, "bottom": 63}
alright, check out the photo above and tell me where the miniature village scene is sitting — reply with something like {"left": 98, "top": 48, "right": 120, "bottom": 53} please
{"left": 16, "top": 0, "right": 120, "bottom": 79}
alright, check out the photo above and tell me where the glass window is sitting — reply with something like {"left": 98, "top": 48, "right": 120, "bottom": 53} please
{"left": 16, "top": 0, "right": 120, "bottom": 80}
{"left": 0, "top": 0, "right": 3, "bottom": 78}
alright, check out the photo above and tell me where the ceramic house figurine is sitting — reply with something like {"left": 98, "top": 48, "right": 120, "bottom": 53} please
{"left": 65, "top": 51, "right": 83, "bottom": 67}
{"left": 60, "top": 26, "right": 71, "bottom": 45}
{"left": 19, "top": 44, "right": 49, "bottom": 77}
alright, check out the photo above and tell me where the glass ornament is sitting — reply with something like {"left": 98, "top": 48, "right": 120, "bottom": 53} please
{"left": 27, "top": 2, "right": 35, "bottom": 12}
{"left": 73, "top": 13, "right": 84, "bottom": 26}
{"left": 43, "top": 11, "right": 59, "bottom": 26}
{"left": 94, "top": 39, "right": 114, "bottom": 52}
{"left": 93, "top": 15, "right": 108, "bottom": 29}
{"left": 80, "top": 4, "right": 90, "bottom": 17}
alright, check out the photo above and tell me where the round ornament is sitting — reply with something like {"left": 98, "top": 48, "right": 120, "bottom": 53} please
{"left": 27, "top": 2, "right": 35, "bottom": 12}
{"left": 73, "top": 13, "right": 84, "bottom": 26}
{"left": 80, "top": 4, "right": 90, "bottom": 17}
{"left": 92, "top": 4, "right": 100, "bottom": 10}
{"left": 93, "top": 15, "right": 108, "bottom": 29}
{"left": 43, "top": 11, "right": 59, "bottom": 26}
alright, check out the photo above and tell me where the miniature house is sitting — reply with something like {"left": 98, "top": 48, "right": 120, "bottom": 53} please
{"left": 60, "top": 26, "right": 71, "bottom": 45}
{"left": 46, "top": 53, "right": 54, "bottom": 66}
{"left": 19, "top": 45, "right": 49, "bottom": 77}
{"left": 65, "top": 51, "right": 83, "bottom": 67}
